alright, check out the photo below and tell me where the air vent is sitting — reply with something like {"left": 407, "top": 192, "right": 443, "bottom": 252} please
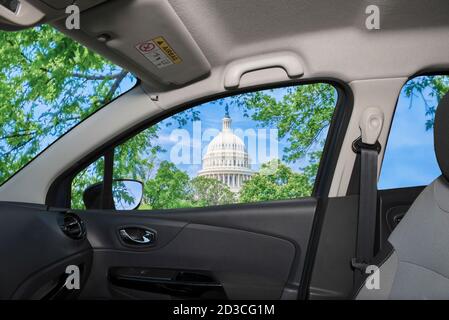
{"left": 59, "top": 212, "right": 86, "bottom": 240}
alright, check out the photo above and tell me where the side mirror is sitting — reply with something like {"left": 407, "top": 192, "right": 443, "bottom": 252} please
{"left": 82, "top": 179, "right": 143, "bottom": 210}
{"left": 112, "top": 179, "right": 144, "bottom": 210}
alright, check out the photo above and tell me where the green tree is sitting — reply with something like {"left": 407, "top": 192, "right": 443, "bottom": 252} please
{"left": 221, "top": 84, "right": 336, "bottom": 162}
{"left": 142, "top": 161, "right": 192, "bottom": 209}
{"left": 113, "top": 125, "right": 162, "bottom": 182}
{"left": 0, "top": 25, "right": 165, "bottom": 210}
{"left": 0, "top": 25, "right": 136, "bottom": 184}
{"left": 403, "top": 75, "right": 449, "bottom": 130}
{"left": 71, "top": 156, "right": 104, "bottom": 209}
{"left": 190, "top": 176, "right": 235, "bottom": 206}
{"left": 239, "top": 160, "right": 313, "bottom": 203}
{"left": 218, "top": 84, "right": 337, "bottom": 187}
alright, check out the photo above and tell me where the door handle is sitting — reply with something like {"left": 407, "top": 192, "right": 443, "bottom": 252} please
{"left": 119, "top": 227, "right": 155, "bottom": 245}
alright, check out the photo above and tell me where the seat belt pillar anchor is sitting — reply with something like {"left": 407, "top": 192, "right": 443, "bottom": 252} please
{"left": 359, "top": 107, "right": 384, "bottom": 145}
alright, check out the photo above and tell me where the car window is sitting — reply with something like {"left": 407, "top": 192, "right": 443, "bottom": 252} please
{"left": 71, "top": 157, "right": 105, "bottom": 210}
{"left": 74, "top": 82, "right": 338, "bottom": 210}
{"left": 379, "top": 75, "right": 449, "bottom": 189}
{"left": 0, "top": 25, "right": 136, "bottom": 185}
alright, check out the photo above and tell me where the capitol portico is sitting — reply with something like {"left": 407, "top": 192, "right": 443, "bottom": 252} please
{"left": 198, "top": 109, "right": 253, "bottom": 192}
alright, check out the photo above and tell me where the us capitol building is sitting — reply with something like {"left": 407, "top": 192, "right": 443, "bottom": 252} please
{"left": 198, "top": 108, "right": 253, "bottom": 192}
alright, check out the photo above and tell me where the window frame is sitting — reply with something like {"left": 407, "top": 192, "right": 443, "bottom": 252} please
{"left": 345, "top": 70, "right": 449, "bottom": 195}
{"left": 47, "top": 77, "right": 353, "bottom": 209}
{"left": 378, "top": 71, "right": 449, "bottom": 191}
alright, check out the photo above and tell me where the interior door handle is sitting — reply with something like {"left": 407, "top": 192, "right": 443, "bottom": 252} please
{"left": 119, "top": 227, "right": 155, "bottom": 245}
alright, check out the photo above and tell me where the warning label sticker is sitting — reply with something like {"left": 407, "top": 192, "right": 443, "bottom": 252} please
{"left": 135, "top": 36, "right": 182, "bottom": 69}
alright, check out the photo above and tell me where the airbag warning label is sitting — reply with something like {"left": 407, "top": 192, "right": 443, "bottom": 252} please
{"left": 135, "top": 36, "right": 182, "bottom": 69}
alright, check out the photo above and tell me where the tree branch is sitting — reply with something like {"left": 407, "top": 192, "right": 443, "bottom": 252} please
{"left": 70, "top": 72, "right": 126, "bottom": 81}
{"left": 0, "top": 131, "right": 37, "bottom": 141}
{"left": 3, "top": 136, "right": 34, "bottom": 158}
{"left": 103, "top": 70, "right": 128, "bottom": 103}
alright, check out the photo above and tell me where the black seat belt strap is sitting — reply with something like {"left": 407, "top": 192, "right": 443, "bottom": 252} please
{"left": 352, "top": 144, "right": 379, "bottom": 273}
{"left": 351, "top": 107, "right": 384, "bottom": 284}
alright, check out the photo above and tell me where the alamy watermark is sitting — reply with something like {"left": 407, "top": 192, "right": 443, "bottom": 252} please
{"left": 168, "top": 121, "right": 280, "bottom": 172}
{"left": 65, "top": 265, "right": 80, "bottom": 290}
{"left": 65, "top": 5, "right": 80, "bottom": 30}
{"left": 63, "top": 4, "right": 381, "bottom": 32}
{"left": 365, "top": 5, "right": 380, "bottom": 30}
{"left": 365, "top": 264, "right": 380, "bottom": 290}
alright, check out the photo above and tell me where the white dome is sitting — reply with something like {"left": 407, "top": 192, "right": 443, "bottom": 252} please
{"left": 198, "top": 114, "right": 253, "bottom": 193}
{"left": 206, "top": 130, "right": 246, "bottom": 154}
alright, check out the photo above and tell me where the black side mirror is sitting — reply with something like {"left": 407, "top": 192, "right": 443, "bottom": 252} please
{"left": 82, "top": 179, "right": 144, "bottom": 210}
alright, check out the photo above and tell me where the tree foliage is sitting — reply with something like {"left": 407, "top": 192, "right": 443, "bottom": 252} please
{"left": 0, "top": 25, "right": 134, "bottom": 184}
{"left": 71, "top": 156, "right": 104, "bottom": 209}
{"left": 142, "top": 161, "right": 191, "bottom": 209}
{"left": 218, "top": 84, "right": 337, "bottom": 163}
{"left": 403, "top": 75, "right": 449, "bottom": 130}
{"left": 239, "top": 160, "right": 313, "bottom": 202}
{"left": 190, "top": 176, "right": 235, "bottom": 206}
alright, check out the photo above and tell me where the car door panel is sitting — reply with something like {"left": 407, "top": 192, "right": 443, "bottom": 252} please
{"left": 76, "top": 198, "right": 317, "bottom": 299}
{"left": 1, "top": 195, "right": 317, "bottom": 300}
{"left": 309, "top": 196, "right": 359, "bottom": 299}
{"left": 0, "top": 202, "right": 92, "bottom": 299}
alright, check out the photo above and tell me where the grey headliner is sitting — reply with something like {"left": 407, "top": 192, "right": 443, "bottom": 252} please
{"left": 52, "top": 0, "right": 449, "bottom": 90}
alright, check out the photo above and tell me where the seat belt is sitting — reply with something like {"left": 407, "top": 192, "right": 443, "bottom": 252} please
{"left": 351, "top": 107, "right": 384, "bottom": 283}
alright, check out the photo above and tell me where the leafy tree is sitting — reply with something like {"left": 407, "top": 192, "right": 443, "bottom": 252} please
{"left": 0, "top": 25, "right": 163, "bottom": 210}
{"left": 239, "top": 160, "right": 313, "bottom": 203}
{"left": 0, "top": 25, "right": 136, "bottom": 184}
{"left": 403, "top": 75, "right": 449, "bottom": 130}
{"left": 113, "top": 125, "right": 162, "bottom": 182}
{"left": 142, "top": 161, "right": 192, "bottom": 209}
{"left": 190, "top": 176, "right": 235, "bottom": 206}
{"left": 216, "top": 84, "right": 337, "bottom": 187}
{"left": 220, "top": 84, "right": 336, "bottom": 162}
{"left": 71, "top": 157, "right": 104, "bottom": 209}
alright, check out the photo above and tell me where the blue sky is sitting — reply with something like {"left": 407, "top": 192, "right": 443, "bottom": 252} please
{"left": 152, "top": 87, "right": 329, "bottom": 178}
{"left": 378, "top": 83, "right": 442, "bottom": 189}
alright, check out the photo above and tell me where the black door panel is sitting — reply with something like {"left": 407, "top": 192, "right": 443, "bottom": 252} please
{"left": 82, "top": 224, "right": 295, "bottom": 299}
{"left": 0, "top": 198, "right": 316, "bottom": 300}
{"left": 310, "top": 196, "right": 359, "bottom": 299}
{"left": 76, "top": 198, "right": 317, "bottom": 299}
{"left": 0, "top": 202, "right": 92, "bottom": 299}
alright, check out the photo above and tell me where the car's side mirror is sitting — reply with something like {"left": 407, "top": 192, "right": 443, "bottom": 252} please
{"left": 82, "top": 179, "right": 144, "bottom": 210}
{"left": 112, "top": 179, "right": 144, "bottom": 210}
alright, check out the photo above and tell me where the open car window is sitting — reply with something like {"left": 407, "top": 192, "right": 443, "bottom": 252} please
{"left": 0, "top": 25, "right": 136, "bottom": 185}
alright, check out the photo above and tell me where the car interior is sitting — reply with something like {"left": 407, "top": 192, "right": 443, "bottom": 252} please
{"left": 1, "top": 0, "right": 449, "bottom": 300}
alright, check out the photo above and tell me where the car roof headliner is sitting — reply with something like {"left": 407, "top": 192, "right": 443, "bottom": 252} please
{"left": 9, "top": 0, "right": 449, "bottom": 91}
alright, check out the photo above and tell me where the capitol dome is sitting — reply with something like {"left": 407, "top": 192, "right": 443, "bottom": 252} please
{"left": 198, "top": 109, "right": 253, "bottom": 192}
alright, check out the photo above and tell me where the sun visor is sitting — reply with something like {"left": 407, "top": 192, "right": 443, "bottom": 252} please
{"left": 78, "top": 0, "right": 211, "bottom": 87}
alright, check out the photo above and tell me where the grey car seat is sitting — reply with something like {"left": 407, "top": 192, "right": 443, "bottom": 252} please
{"left": 357, "top": 92, "right": 449, "bottom": 299}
